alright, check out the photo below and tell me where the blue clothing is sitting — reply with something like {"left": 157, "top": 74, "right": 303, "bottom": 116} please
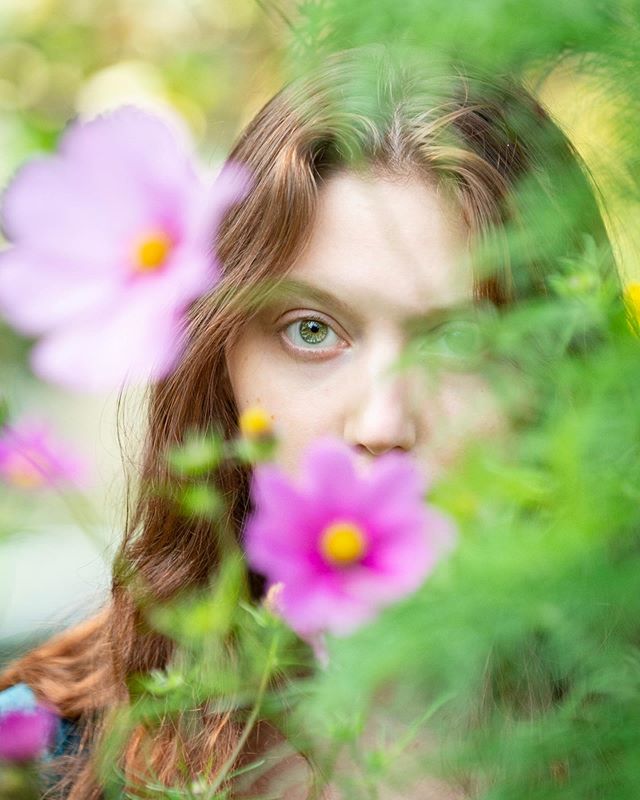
{"left": 0, "top": 682, "right": 80, "bottom": 761}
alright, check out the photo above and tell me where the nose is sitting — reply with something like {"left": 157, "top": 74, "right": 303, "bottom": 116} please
{"left": 343, "top": 357, "right": 418, "bottom": 457}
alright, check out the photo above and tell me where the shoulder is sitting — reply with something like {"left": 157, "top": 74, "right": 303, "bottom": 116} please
{"left": 0, "top": 682, "right": 81, "bottom": 761}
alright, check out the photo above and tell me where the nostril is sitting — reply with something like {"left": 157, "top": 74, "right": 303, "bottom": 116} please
{"left": 353, "top": 442, "right": 410, "bottom": 461}
{"left": 343, "top": 377, "right": 419, "bottom": 457}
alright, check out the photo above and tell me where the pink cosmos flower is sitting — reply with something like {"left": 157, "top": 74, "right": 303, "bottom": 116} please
{"left": 244, "top": 438, "right": 456, "bottom": 638}
{"left": 0, "top": 707, "right": 58, "bottom": 762}
{"left": 0, "top": 106, "right": 248, "bottom": 391}
{"left": 0, "top": 418, "right": 88, "bottom": 490}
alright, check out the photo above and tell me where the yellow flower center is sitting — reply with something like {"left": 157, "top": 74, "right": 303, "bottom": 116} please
{"left": 239, "top": 407, "right": 273, "bottom": 440}
{"left": 320, "top": 521, "right": 367, "bottom": 566}
{"left": 135, "top": 231, "right": 173, "bottom": 272}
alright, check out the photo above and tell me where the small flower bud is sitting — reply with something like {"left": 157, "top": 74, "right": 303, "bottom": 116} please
{"left": 263, "top": 582, "right": 284, "bottom": 617}
{"left": 239, "top": 407, "right": 274, "bottom": 441}
{"left": 0, "top": 707, "right": 58, "bottom": 763}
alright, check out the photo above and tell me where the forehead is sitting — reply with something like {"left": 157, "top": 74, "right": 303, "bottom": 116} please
{"left": 287, "top": 171, "right": 472, "bottom": 319}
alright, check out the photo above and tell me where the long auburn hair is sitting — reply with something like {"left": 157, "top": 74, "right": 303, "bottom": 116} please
{"left": 0, "top": 49, "right": 610, "bottom": 798}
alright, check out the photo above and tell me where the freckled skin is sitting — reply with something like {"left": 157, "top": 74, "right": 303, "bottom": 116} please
{"left": 226, "top": 172, "right": 504, "bottom": 479}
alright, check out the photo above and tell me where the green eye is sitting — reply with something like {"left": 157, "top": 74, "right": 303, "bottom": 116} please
{"left": 299, "top": 319, "right": 328, "bottom": 344}
{"left": 415, "top": 320, "right": 482, "bottom": 362}
{"left": 284, "top": 318, "right": 340, "bottom": 349}
{"left": 438, "top": 321, "right": 481, "bottom": 356}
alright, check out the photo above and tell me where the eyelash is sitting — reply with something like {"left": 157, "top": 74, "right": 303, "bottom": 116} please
{"left": 278, "top": 313, "right": 348, "bottom": 358}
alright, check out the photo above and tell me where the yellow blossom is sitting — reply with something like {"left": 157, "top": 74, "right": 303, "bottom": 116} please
{"left": 239, "top": 407, "right": 273, "bottom": 441}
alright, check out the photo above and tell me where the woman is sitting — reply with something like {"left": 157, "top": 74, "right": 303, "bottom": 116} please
{"left": 0, "top": 48, "right": 612, "bottom": 798}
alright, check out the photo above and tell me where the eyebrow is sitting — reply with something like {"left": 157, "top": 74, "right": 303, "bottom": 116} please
{"left": 268, "top": 278, "right": 475, "bottom": 328}
{"left": 269, "top": 279, "right": 359, "bottom": 321}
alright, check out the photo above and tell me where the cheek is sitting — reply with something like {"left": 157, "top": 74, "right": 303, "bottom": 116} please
{"left": 226, "top": 334, "right": 350, "bottom": 476}
{"left": 442, "top": 375, "right": 504, "bottom": 431}
{"left": 423, "top": 373, "right": 506, "bottom": 464}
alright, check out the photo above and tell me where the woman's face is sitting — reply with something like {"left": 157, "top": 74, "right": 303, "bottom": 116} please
{"left": 226, "top": 172, "right": 503, "bottom": 479}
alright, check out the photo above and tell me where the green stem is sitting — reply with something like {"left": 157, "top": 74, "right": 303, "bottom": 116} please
{"left": 206, "top": 632, "right": 280, "bottom": 796}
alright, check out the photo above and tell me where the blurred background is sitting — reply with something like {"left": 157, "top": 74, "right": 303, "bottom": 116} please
{"left": 0, "top": 0, "right": 286, "bottom": 659}
{"left": 0, "top": 0, "right": 631, "bottom": 659}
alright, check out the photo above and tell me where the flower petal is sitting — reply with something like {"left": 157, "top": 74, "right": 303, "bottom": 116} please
{"left": 30, "top": 290, "right": 186, "bottom": 392}
{"left": 244, "top": 467, "right": 323, "bottom": 581}
{"left": 245, "top": 436, "right": 458, "bottom": 640}
{"left": 1, "top": 157, "right": 149, "bottom": 266}
{"left": 280, "top": 579, "right": 377, "bottom": 638}
{"left": 0, "top": 249, "right": 119, "bottom": 335}
{"left": 365, "top": 450, "right": 426, "bottom": 509}
{"left": 302, "top": 438, "right": 361, "bottom": 512}
{"left": 0, "top": 417, "right": 89, "bottom": 489}
{"left": 61, "top": 106, "right": 200, "bottom": 198}
{"left": 0, "top": 707, "right": 58, "bottom": 762}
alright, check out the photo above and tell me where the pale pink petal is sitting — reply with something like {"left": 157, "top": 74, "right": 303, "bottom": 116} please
{"left": 137, "top": 243, "right": 214, "bottom": 305}
{"left": 146, "top": 165, "right": 251, "bottom": 300}
{"left": 194, "top": 161, "right": 252, "bottom": 246}
{"left": 1, "top": 157, "right": 150, "bottom": 267}
{"left": 31, "top": 293, "right": 185, "bottom": 392}
{"left": 0, "top": 106, "right": 246, "bottom": 390}
{"left": 61, "top": 106, "right": 200, "bottom": 195}
{"left": 0, "top": 249, "right": 119, "bottom": 335}
{"left": 60, "top": 110, "right": 203, "bottom": 250}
